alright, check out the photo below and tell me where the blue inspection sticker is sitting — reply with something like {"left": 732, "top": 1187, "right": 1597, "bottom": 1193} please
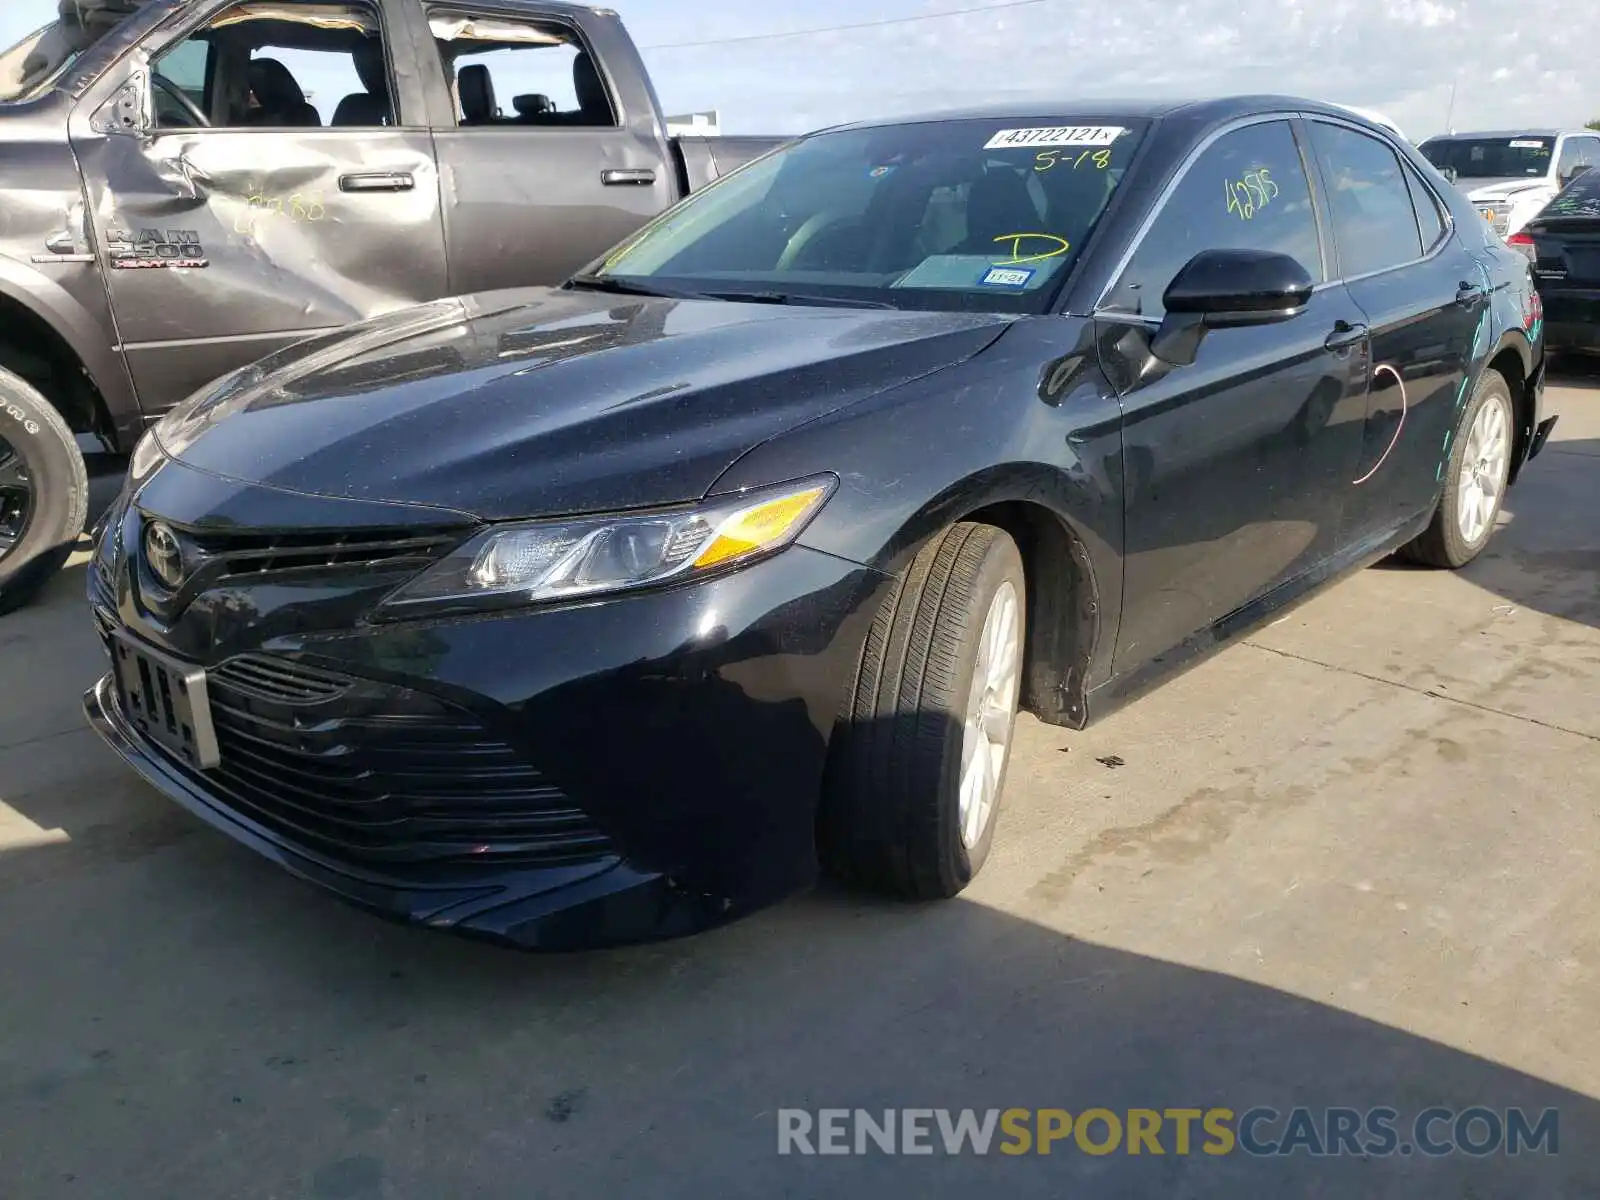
{"left": 979, "top": 265, "right": 1035, "bottom": 288}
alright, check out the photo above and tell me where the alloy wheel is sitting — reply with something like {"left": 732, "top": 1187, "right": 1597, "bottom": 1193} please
{"left": 958, "top": 579, "right": 1022, "bottom": 849}
{"left": 1457, "top": 397, "right": 1510, "bottom": 546}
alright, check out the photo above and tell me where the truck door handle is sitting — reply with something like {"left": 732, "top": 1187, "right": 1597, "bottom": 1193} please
{"left": 339, "top": 172, "right": 415, "bottom": 193}
{"left": 601, "top": 168, "right": 656, "bottom": 187}
{"left": 1324, "top": 320, "right": 1368, "bottom": 351}
{"left": 1455, "top": 280, "right": 1486, "bottom": 308}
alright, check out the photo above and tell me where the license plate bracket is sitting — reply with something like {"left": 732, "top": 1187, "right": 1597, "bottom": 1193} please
{"left": 110, "top": 633, "right": 221, "bottom": 770}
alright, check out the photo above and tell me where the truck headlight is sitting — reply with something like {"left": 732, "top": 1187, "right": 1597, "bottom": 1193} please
{"left": 375, "top": 475, "right": 836, "bottom": 617}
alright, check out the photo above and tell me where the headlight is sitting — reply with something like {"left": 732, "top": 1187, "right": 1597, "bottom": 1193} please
{"left": 375, "top": 475, "right": 837, "bottom": 617}
{"left": 129, "top": 427, "right": 165, "bottom": 481}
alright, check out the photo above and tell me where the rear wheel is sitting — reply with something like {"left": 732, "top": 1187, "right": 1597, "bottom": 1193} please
{"left": 1398, "top": 368, "right": 1513, "bottom": 569}
{"left": 0, "top": 367, "right": 88, "bottom": 615}
{"left": 820, "top": 522, "right": 1026, "bottom": 900}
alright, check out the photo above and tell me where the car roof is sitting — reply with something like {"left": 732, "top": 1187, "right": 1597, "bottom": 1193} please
{"left": 826, "top": 95, "right": 1390, "bottom": 133}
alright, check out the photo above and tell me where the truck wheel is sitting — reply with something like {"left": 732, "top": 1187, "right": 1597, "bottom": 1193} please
{"left": 1397, "top": 368, "right": 1513, "bottom": 570}
{"left": 820, "top": 523, "right": 1026, "bottom": 900}
{"left": 0, "top": 367, "right": 88, "bottom": 615}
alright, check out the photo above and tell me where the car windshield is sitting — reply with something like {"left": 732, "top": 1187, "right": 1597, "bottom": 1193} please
{"left": 588, "top": 117, "right": 1150, "bottom": 313}
{"left": 1420, "top": 136, "right": 1554, "bottom": 179}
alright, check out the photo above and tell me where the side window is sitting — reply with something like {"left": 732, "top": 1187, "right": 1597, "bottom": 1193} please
{"left": 151, "top": 2, "right": 393, "bottom": 130}
{"left": 1306, "top": 122, "right": 1423, "bottom": 277}
{"left": 1401, "top": 160, "right": 1445, "bottom": 251}
{"left": 429, "top": 12, "right": 618, "bottom": 128}
{"left": 1559, "top": 136, "right": 1600, "bottom": 181}
{"left": 1104, "top": 120, "right": 1322, "bottom": 318}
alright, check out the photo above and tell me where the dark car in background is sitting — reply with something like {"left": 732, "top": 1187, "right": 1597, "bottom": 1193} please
{"left": 87, "top": 97, "right": 1556, "bottom": 949}
{"left": 1512, "top": 166, "right": 1600, "bottom": 355}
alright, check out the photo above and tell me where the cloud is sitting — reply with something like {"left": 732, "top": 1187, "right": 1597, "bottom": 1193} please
{"left": 639, "top": 0, "right": 1600, "bottom": 138}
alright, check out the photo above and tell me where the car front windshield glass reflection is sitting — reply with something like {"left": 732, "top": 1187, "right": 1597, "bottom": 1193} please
{"left": 592, "top": 117, "right": 1150, "bottom": 313}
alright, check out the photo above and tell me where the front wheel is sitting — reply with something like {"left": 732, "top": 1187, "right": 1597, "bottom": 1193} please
{"left": 1398, "top": 368, "right": 1514, "bottom": 569}
{"left": 0, "top": 367, "right": 88, "bottom": 615}
{"left": 820, "top": 522, "right": 1026, "bottom": 900}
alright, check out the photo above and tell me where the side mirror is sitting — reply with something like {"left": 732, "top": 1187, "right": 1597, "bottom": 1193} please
{"left": 1441, "top": 165, "right": 1459, "bottom": 184}
{"left": 1150, "top": 249, "right": 1316, "bottom": 366}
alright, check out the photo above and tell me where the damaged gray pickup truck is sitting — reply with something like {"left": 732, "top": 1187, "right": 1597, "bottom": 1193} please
{"left": 0, "top": 0, "right": 785, "bottom": 611}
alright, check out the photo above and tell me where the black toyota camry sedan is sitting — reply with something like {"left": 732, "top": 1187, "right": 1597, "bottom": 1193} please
{"left": 87, "top": 97, "right": 1558, "bottom": 949}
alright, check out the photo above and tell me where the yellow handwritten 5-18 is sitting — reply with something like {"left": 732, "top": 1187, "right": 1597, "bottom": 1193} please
{"left": 1224, "top": 167, "right": 1279, "bottom": 221}
{"left": 1034, "top": 148, "right": 1112, "bottom": 173}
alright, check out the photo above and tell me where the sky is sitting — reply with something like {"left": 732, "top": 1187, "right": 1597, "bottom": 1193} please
{"left": 3, "top": 0, "right": 1596, "bottom": 140}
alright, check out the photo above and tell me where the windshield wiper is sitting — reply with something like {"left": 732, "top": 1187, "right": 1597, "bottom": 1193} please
{"left": 698, "top": 290, "right": 897, "bottom": 310}
{"left": 565, "top": 275, "right": 705, "bottom": 300}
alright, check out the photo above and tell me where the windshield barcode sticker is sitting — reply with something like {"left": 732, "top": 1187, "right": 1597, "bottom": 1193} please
{"left": 1509, "top": 140, "right": 1546, "bottom": 149}
{"left": 984, "top": 126, "right": 1124, "bottom": 150}
{"left": 980, "top": 266, "right": 1035, "bottom": 288}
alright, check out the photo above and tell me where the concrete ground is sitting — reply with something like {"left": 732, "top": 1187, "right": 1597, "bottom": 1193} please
{"left": 1, "top": 367, "right": 1596, "bottom": 1199}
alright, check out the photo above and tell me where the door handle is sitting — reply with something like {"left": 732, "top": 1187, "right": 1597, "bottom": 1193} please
{"left": 1455, "top": 280, "right": 1486, "bottom": 308}
{"left": 338, "top": 171, "right": 415, "bottom": 193}
{"left": 1324, "top": 320, "right": 1368, "bottom": 351}
{"left": 601, "top": 168, "right": 657, "bottom": 187}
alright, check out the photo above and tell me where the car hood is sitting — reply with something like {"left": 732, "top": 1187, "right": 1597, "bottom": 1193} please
{"left": 1465, "top": 178, "right": 1554, "bottom": 201}
{"left": 158, "top": 288, "right": 1016, "bottom": 520}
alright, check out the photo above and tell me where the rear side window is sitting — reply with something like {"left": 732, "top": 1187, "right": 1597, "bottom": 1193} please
{"left": 429, "top": 10, "right": 617, "bottom": 127}
{"left": 1306, "top": 122, "right": 1424, "bottom": 277}
{"left": 1102, "top": 119, "right": 1323, "bottom": 319}
{"left": 1402, "top": 160, "right": 1446, "bottom": 251}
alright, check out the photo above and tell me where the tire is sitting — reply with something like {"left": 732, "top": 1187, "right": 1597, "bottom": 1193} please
{"left": 1397, "top": 368, "right": 1514, "bottom": 570}
{"left": 820, "top": 522, "right": 1026, "bottom": 900}
{"left": 0, "top": 366, "right": 88, "bottom": 616}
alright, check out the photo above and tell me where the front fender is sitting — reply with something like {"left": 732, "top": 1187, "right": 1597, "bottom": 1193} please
{"left": 0, "top": 253, "right": 138, "bottom": 444}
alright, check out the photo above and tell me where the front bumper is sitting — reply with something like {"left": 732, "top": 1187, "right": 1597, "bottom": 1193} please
{"left": 87, "top": 675, "right": 727, "bottom": 949}
{"left": 86, "top": 488, "right": 890, "bottom": 948}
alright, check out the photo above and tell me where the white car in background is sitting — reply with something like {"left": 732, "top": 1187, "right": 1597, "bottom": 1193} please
{"left": 1336, "top": 104, "right": 1407, "bottom": 142}
{"left": 1419, "top": 128, "right": 1600, "bottom": 238}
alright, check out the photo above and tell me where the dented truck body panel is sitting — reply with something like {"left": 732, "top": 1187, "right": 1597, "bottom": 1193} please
{"left": 0, "top": 0, "right": 789, "bottom": 443}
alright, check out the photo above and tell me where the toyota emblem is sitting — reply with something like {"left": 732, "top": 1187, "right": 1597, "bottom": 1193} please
{"left": 143, "top": 521, "right": 185, "bottom": 590}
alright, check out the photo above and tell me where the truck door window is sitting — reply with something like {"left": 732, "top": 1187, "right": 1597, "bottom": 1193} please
{"left": 1558, "top": 136, "right": 1600, "bottom": 184}
{"left": 428, "top": 11, "right": 618, "bottom": 127}
{"left": 150, "top": 1, "right": 395, "bottom": 129}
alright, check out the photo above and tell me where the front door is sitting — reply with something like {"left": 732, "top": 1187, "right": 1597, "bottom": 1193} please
{"left": 417, "top": 7, "right": 675, "bottom": 294}
{"left": 69, "top": 0, "right": 448, "bottom": 415}
{"left": 1097, "top": 118, "right": 1370, "bottom": 672}
{"left": 1301, "top": 119, "right": 1481, "bottom": 543}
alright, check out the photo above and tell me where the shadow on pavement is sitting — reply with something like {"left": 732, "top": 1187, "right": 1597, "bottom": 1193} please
{"left": 1374, "top": 428, "right": 1600, "bottom": 633}
{"left": 2, "top": 690, "right": 1598, "bottom": 1197}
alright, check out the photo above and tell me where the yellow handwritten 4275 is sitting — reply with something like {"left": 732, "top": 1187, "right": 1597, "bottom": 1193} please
{"left": 1224, "top": 168, "right": 1279, "bottom": 220}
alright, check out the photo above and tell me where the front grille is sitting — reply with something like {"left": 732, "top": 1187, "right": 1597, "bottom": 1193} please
{"left": 136, "top": 653, "right": 615, "bottom": 871}
{"left": 184, "top": 526, "right": 463, "bottom": 583}
{"left": 212, "top": 654, "right": 352, "bottom": 704}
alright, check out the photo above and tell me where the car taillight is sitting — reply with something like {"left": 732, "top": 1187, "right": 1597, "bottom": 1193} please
{"left": 1506, "top": 230, "right": 1536, "bottom": 262}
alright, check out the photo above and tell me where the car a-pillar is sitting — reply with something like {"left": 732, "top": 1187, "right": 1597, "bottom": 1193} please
{"left": 0, "top": 294, "right": 111, "bottom": 614}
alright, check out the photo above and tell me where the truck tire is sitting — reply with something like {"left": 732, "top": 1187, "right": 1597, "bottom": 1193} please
{"left": 1397, "top": 368, "right": 1513, "bottom": 570}
{"left": 0, "top": 366, "right": 88, "bottom": 615}
{"left": 819, "top": 523, "right": 1026, "bottom": 900}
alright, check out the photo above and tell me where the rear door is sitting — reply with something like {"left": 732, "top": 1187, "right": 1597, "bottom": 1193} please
{"left": 1097, "top": 117, "right": 1371, "bottom": 672}
{"left": 415, "top": 5, "right": 676, "bottom": 294}
{"left": 1302, "top": 118, "right": 1482, "bottom": 543}
{"left": 68, "top": 0, "right": 447, "bottom": 413}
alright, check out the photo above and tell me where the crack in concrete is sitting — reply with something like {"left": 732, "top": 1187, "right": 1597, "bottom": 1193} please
{"left": 1243, "top": 641, "right": 1600, "bottom": 744}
